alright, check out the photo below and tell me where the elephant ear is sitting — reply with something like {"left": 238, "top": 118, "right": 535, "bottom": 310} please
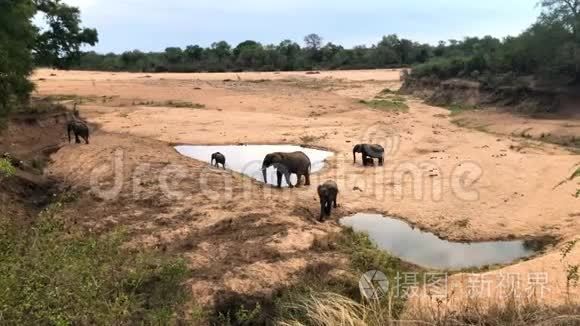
{"left": 272, "top": 153, "right": 283, "bottom": 163}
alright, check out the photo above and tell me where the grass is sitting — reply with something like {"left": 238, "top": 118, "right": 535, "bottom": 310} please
{"left": 136, "top": 100, "right": 205, "bottom": 109}
{"left": 0, "top": 158, "right": 16, "bottom": 178}
{"left": 205, "top": 227, "right": 411, "bottom": 325}
{"left": 273, "top": 228, "right": 413, "bottom": 324}
{"left": 279, "top": 291, "right": 580, "bottom": 326}
{"left": 359, "top": 99, "right": 409, "bottom": 112}
{"left": 446, "top": 102, "right": 479, "bottom": 115}
{"left": 0, "top": 196, "right": 193, "bottom": 324}
{"left": 278, "top": 232, "right": 580, "bottom": 326}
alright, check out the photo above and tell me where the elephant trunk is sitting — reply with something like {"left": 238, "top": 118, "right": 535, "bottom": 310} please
{"left": 262, "top": 167, "right": 268, "bottom": 183}
{"left": 353, "top": 150, "right": 356, "bottom": 163}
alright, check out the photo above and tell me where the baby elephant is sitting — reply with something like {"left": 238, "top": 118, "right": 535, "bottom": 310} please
{"left": 211, "top": 152, "right": 226, "bottom": 169}
{"left": 317, "top": 180, "right": 339, "bottom": 222}
{"left": 363, "top": 156, "right": 375, "bottom": 166}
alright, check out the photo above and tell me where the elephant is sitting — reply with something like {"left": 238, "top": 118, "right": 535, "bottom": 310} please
{"left": 317, "top": 180, "right": 338, "bottom": 221}
{"left": 262, "top": 151, "right": 311, "bottom": 188}
{"left": 353, "top": 144, "right": 384, "bottom": 166}
{"left": 67, "top": 120, "right": 90, "bottom": 144}
{"left": 211, "top": 152, "right": 226, "bottom": 169}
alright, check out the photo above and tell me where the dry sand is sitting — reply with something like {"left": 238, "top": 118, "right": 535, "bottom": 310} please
{"left": 33, "top": 68, "right": 579, "bottom": 309}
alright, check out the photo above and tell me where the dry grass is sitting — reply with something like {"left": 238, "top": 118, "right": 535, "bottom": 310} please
{"left": 278, "top": 291, "right": 580, "bottom": 326}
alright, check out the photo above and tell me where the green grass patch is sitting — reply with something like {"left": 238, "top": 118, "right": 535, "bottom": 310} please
{"left": 359, "top": 99, "right": 409, "bottom": 112}
{"left": 0, "top": 158, "right": 16, "bottom": 178}
{"left": 445, "top": 102, "right": 479, "bottom": 115}
{"left": 0, "top": 200, "right": 192, "bottom": 324}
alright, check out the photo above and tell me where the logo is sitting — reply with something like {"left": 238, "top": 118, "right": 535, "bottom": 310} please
{"left": 359, "top": 270, "right": 389, "bottom": 300}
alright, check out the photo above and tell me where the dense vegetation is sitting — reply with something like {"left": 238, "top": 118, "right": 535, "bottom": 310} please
{"left": 72, "top": 33, "right": 430, "bottom": 73}
{"left": 410, "top": 0, "right": 580, "bottom": 84}
{"left": 0, "top": 199, "right": 190, "bottom": 324}
{"left": 0, "top": 0, "right": 97, "bottom": 117}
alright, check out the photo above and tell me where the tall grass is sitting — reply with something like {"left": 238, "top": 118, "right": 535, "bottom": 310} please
{"left": 279, "top": 291, "right": 580, "bottom": 326}
{"left": 0, "top": 200, "right": 191, "bottom": 324}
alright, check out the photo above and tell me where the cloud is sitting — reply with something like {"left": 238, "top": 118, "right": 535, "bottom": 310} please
{"left": 60, "top": 0, "right": 540, "bottom": 52}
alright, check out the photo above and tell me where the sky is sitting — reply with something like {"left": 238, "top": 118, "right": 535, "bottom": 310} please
{"left": 61, "top": 0, "right": 541, "bottom": 53}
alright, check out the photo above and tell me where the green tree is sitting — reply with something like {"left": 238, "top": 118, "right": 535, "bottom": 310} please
{"left": 233, "top": 40, "right": 264, "bottom": 69}
{"left": 184, "top": 45, "right": 203, "bottom": 61}
{"left": 0, "top": 0, "right": 36, "bottom": 115}
{"left": 304, "top": 33, "right": 323, "bottom": 63}
{"left": 34, "top": 0, "right": 98, "bottom": 69}
{"left": 164, "top": 47, "right": 183, "bottom": 64}
{"left": 277, "top": 40, "right": 301, "bottom": 70}
{"left": 539, "top": 0, "right": 580, "bottom": 81}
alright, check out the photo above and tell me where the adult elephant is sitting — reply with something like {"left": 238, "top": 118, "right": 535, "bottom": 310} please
{"left": 67, "top": 120, "right": 90, "bottom": 144}
{"left": 353, "top": 144, "right": 384, "bottom": 166}
{"left": 262, "top": 151, "right": 311, "bottom": 188}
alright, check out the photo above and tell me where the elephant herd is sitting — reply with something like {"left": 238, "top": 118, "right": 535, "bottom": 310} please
{"left": 210, "top": 143, "right": 385, "bottom": 222}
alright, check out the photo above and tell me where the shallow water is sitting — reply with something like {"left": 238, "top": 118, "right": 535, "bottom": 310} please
{"left": 175, "top": 144, "right": 333, "bottom": 187}
{"left": 340, "top": 213, "right": 538, "bottom": 270}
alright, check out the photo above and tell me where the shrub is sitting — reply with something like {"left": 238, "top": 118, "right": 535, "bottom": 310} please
{"left": 0, "top": 158, "right": 16, "bottom": 178}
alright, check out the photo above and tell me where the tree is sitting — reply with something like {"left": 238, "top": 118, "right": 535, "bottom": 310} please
{"left": 1, "top": 0, "right": 97, "bottom": 116}
{"left": 120, "top": 50, "right": 146, "bottom": 71}
{"left": 164, "top": 47, "right": 183, "bottom": 64}
{"left": 304, "top": 33, "right": 323, "bottom": 50}
{"left": 539, "top": 0, "right": 580, "bottom": 81}
{"left": 0, "top": 0, "right": 37, "bottom": 115}
{"left": 34, "top": 0, "right": 98, "bottom": 69}
{"left": 184, "top": 45, "right": 203, "bottom": 61}
{"left": 277, "top": 40, "right": 301, "bottom": 70}
{"left": 233, "top": 41, "right": 264, "bottom": 69}
{"left": 304, "top": 34, "right": 323, "bottom": 64}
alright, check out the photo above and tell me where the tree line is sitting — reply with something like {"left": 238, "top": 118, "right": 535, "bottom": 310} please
{"left": 69, "top": 1, "right": 579, "bottom": 86}
{"left": 72, "top": 33, "right": 431, "bottom": 73}
{"left": 2, "top": 0, "right": 579, "bottom": 119}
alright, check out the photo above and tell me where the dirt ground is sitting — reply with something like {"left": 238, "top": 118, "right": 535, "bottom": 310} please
{"left": 31, "top": 68, "right": 580, "bottom": 309}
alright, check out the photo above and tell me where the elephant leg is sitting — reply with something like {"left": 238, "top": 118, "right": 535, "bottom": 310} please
{"left": 276, "top": 171, "right": 283, "bottom": 188}
{"left": 379, "top": 157, "right": 384, "bottom": 166}
{"left": 319, "top": 201, "right": 325, "bottom": 221}
{"left": 333, "top": 195, "right": 338, "bottom": 208}
{"left": 295, "top": 174, "right": 302, "bottom": 187}
{"left": 75, "top": 133, "right": 81, "bottom": 144}
{"left": 284, "top": 172, "right": 294, "bottom": 188}
{"left": 305, "top": 172, "right": 311, "bottom": 186}
{"left": 83, "top": 136, "right": 89, "bottom": 144}
{"left": 325, "top": 201, "right": 331, "bottom": 216}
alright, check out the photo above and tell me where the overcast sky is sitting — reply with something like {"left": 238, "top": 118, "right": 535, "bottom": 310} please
{"left": 62, "top": 0, "right": 541, "bottom": 53}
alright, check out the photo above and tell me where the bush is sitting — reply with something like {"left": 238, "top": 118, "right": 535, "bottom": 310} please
{"left": 0, "top": 158, "right": 16, "bottom": 177}
{"left": 411, "top": 56, "right": 470, "bottom": 79}
{"left": 0, "top": 202, "right": 191, "bottom": 324}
